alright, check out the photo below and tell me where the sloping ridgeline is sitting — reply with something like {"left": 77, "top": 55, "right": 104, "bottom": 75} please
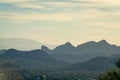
{"left": 0, "top": 49, "right": 70, "bottom": 70}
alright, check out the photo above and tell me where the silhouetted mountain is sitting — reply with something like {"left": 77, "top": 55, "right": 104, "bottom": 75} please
{"left": 53, "top": 42, "right": 75, "bottom": 54}
{"left": 0, "top": 38, "right": 56, "bottom": 50}
{"left": 68, "top": 57, "right": 117, "bottom": 71}
{"left": 0, "top": 49, "right": 69, "bottom": 69}
{"left": 76, "top": 40, "right": 119, "bottom": 55}
{"left": 110, "top": 53, "right": 120, "bottom": 60}
{"left": 42, "top": 40, "right": 120, "bottom": 63}
{"left": 41, "top": 45, "right": 53, "bottom": 54}
{"left": 0, "top": 49, "right": 6, "bottom": 55}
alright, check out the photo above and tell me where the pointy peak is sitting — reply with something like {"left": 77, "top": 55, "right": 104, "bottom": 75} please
{"left": 62, "top": 42, "right": 75, "bottom": 48}
{"left": 41, "top": 45, "right": 51, "bottom": 50}
{"left": 65, "top": 42, "right": 73, "bottom": 46}
{"left": 97, "top": 40, "right": 108, "bottom": 44}
{"left": 41, "top": 45, "right": 48, "bottom": 49}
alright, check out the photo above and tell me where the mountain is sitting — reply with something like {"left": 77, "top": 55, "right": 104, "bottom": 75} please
{"left": 68, "top": 57, "right": 117, "bottom": 71}
{"left": 41, "top": 42, "right": 75, "bottom": 55}
{"left": 0, "top": 49, "right": 6, "bottom": 55}
{"left": 53, "top": 42, "right": 75, "bottom": 54}
{"left": 41, "top": 45, "right": 53, "bottom": 54}
{"left": 0, "top": 49, "right": 69, "bottom": 69}
{"left": 110, "top": 53, "right": 120, "bottom": 60}
{"left": 76, "top": 40, "right": 120, "bottom": 55}
{"left": 42, "top": 40, "right": 120, "bottom": 63}
{"left": 52, "top": 40, "right": 120, "bottom": 55}
{"left": 0, "top": 38, "right": 56, "bottom": 50}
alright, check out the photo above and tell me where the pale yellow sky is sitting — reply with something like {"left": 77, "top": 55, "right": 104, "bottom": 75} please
{"left": 0, "top": 0, "right": 120, "bottom": 45}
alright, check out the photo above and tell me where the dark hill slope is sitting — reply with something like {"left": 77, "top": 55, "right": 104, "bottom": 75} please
{"left": 68, "top": 57, "right": 117, "bottom": 71}
{"left": 0, "top": 49, "right": 70, "bottom": 69}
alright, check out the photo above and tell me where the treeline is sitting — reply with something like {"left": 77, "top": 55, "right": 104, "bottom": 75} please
{"left": 20, "top": 70, "right": 98, "bottom": 80}
{"left": 98, "top": 59, "right": 120, "bottom": 80}
{"left": 1, "top": 59, "right": 120, "bottom": 80}
{"left": 0, "top": 63, "right": 98, "bottom": 80}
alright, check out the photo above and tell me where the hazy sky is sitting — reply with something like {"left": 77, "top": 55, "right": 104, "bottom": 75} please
{"left": 0, "top": 0, "right": 120, "bottom": 45}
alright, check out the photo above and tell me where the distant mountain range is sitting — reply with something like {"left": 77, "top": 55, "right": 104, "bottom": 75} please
{"left": 0, "top": 49, "right": 118, "bottom": 72}
{"left": 0, "top": 39, "right": 120, "bottom": 72}
{"left": 42, "top": 40, "right": 120, "bottom": 63}
{"left": 0, "top": 38, "right": 56, "bottom": 50}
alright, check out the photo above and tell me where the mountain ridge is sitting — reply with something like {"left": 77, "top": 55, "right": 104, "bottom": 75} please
{"left": 68, "top": 56, "right": 117, "bottom": 71}
{"left": 0, "top": 49, "right": 70, "bottom": 69}
{"left": 42, "top": 40, "right": 120, "bottom": 63}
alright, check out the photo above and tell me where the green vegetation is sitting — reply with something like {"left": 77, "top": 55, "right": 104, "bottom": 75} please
{"left": 15, "top": 67, "right": 100, "bottom": 80}
{"left": 98, "top": 59, "right": 120, "bottom": 80}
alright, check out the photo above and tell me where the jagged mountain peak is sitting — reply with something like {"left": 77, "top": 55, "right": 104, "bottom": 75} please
{"left": 54, "top": 42, "right": 74, "bottom": 49}
{"left": 52, "top": 42, "right": 75, "bottom": 54}
{"left": 41, "top": 45, "right": 49, "bottom": 50}
{"left": 97, "top": 40, "right": 108, "bottom": 44}
{"left": 77, "top": 40, "right": 110, "bottom": 48}
{"left": 41, "top": 45, "right": 52, "bottom": 54}
{"left": 64, "top": 42, "right": 74, "bottom": 47}
{"left": 77, "top": 41, "right": 96, "bottom": 47}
